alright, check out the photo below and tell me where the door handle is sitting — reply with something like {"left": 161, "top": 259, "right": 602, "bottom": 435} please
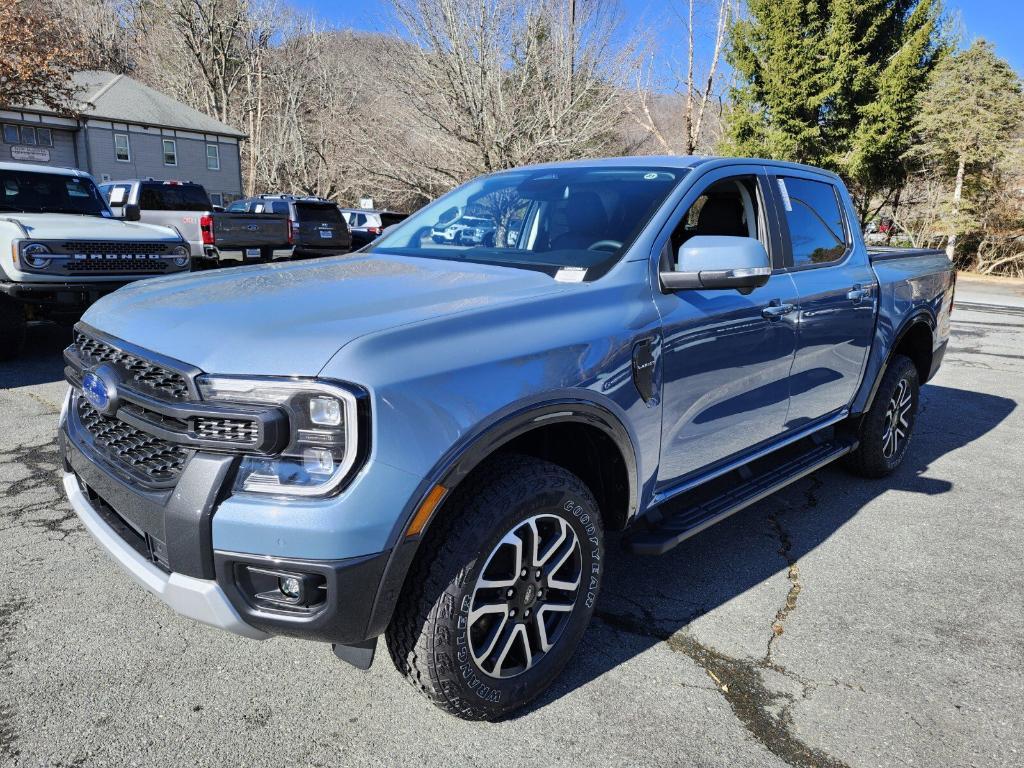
{"left": 847, "top": 284, "right": 871, "bottom": 303}
{"left": 762, "top": 301, "right": 795, "bottom": 320}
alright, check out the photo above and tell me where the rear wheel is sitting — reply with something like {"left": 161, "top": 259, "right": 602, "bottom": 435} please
{"left": 386, "top": 455, "right": 604, "bottom": 720}
{"left": 0, "top": 296, "right": 27, "bottom": 361}
{"left": 846, "top": 354, "right": 920, "bottom": 477}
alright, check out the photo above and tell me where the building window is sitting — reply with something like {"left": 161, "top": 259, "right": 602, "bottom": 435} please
{"left": 2, "top": 124, "right": 17, "bottom": 144}
{"left": 206, "top": 144, "right": 220, "bottom": 171}
{"left": 162, "top": 139, "right": 177, "bottom": 166}
{"left": 114, "top": 133, "right": 131, "bottom": 162}
{"left": 209, "top": 192, "right": 224, "bottom": 207}
{"left": 37, "top": 128, "right": 53, "bottom": 147}
{"left": 20, "top": 127, "right": 36, "bottom": 146}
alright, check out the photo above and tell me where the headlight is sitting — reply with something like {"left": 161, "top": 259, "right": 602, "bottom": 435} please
{"left": 197, "top": 376, "right": 362, "bottom": 497}
{"left": 170, "top": 244, "right": 190, "bottom": 267}
{"left": 22, "top": 242, "right": 52, "bottom": 269}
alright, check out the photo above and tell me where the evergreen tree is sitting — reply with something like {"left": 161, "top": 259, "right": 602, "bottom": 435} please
{"left": 723, "top": 0, "right": 947, "bottom": 220}
{"left": 911, "top": 40, "right": 1024, "bottom": 259}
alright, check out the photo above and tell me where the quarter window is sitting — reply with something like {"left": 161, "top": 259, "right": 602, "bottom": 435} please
{"left": 114, "top": 134, "right": 131, "bottom": 162}
{"left": 162, "top": 139, "right": 177, "bottom": 166}
{"left": 206, "top": 144, "right": 220, "bottom": 171}
{"left": 778, "top": 177, "right": 848, "bottom": 267}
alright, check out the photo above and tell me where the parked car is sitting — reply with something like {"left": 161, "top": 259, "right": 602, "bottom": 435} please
{"left": 430, "top": 213, "right": 496, "bottom": 246}
{"left": 0, "top": 162, "right": 190, "bottom": 360}
{"left": 59, "top": 157, "right": 953, "bottom": 721}
{"left": 340, "top": 208, "right": 409, "bottom": 249}
{"left": 229, "top": 195, "right": 351, "bottom": 258}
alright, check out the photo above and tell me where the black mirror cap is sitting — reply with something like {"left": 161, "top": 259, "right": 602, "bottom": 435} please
{"left": 659, "top": 268, "right": 771, "bottom": 294}
{"left": 123, "top": 203, "right": 141, "bottom": 221}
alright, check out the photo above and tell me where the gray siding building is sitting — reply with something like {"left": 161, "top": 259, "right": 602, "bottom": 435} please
{"left": 1, "top": 71, "right": 245, "bottom": 205}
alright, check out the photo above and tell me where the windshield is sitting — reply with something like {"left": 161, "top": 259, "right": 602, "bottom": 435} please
{"left": 369, "top": 166, "right": 687, "bottom": 278}
{"left": 0, "top": 168, "right": 109, "bottom": 216}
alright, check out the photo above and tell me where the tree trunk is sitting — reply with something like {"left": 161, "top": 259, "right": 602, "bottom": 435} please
{"left": 885, "top": 186, "right": 902, "bottom": 246}
{"left": 946, "top": 154, "right": 966, "bottom": 261}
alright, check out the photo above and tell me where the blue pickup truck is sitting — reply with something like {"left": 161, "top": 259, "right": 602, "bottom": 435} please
{"left": 59, "top": 156, "right": 953, "bottom": 720}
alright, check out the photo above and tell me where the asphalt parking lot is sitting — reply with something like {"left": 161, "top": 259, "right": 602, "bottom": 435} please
{"left": 1, "top": 275, "right": 1022, "bottom": 768}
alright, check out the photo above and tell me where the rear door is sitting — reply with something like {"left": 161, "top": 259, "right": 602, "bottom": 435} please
{"left": 294, "top": 202, "right": 351, "bottom": 253}
{"left": 770, "top": 172, "right": 877, "bottom": 427}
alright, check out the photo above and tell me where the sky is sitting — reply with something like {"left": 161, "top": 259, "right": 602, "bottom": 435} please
{"left": 293, "top": 0, "right": 1024, "bottom": 77}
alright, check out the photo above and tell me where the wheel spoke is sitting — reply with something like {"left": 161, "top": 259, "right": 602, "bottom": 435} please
{"left": 493, "top": 623, "right": 528, "bottom": 677}
{"left": 545, "top": 538, "right": 580, "bottom": 591}
{"left": 471, "top": 607, "right": 510, "bottom": 663}
{"left": 532, "top": 518, "right": 568, "bottom": 568}
{"left": 476, "top": 532, "right": 523, "bottom": 589}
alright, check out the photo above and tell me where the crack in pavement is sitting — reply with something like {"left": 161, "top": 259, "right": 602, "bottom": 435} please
{"left": 0, "top": 437, "right": 78, "bottom": 539}
{"left": 765, "top": 476, "right": 820, "bottom": 666}
{"left": 593, "top": 606, "right": 851, "bottom": 768}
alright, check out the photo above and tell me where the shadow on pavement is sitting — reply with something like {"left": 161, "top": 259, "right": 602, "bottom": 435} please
{"left": 0, "top": 323, "right": 71, "bottom": 389}
{"left": 525, "top": 383, "right": 1016, "bottom": 721}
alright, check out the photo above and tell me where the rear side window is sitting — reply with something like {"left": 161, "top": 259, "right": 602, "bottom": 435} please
{"left": 271, "top": 201, "right": 290, "bottom": 215}
{"left": 296, "top": 203, "right": 343, "bottom": 226}
{"left": 139, "top": 183, "right": 211, "bottom": 211}
{"left": 777, "top": 177, "right": 848, "bottom": 267}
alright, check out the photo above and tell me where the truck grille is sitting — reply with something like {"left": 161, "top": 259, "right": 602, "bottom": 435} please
{"left": 77, "top": 399, "right": 188, "bottom": 484}
{"left": 75, "top": 330, "right": 190, "bottom": 400}
{"left": 194, "top": 417, "right": 260, "bottom": 444}
{"left": 62, "top": 241, "right": 170, "bottom": 255}
{"left": 64, "top": 259, "right": 170, "bottom": 274}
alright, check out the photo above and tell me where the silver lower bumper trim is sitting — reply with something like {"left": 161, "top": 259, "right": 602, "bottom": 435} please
{"left": 63, "top": 472, "right": 268, "bottom": 640}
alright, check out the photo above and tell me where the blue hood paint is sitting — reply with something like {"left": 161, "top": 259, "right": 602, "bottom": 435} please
{"left": 82, "top": 253, "right": 568, "bottom": 376}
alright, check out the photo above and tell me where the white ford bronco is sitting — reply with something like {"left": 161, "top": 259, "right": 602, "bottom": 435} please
{"left": 0, "top": 162, "right": 191, "bottom": 359}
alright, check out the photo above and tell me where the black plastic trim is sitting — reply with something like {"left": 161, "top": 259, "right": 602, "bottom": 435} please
{"left": 860, "top": 311, "right": 935, "bottom": 415}
{"left": 214, "top": 550, "right": 389, "bottom": 644}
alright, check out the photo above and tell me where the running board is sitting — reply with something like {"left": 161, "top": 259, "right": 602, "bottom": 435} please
{"left": 624, "top": 437, "right": 857, "bottom": 556}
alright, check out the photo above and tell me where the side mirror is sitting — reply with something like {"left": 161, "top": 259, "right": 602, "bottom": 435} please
{"left": 123, "top": 203, "right": 141, "bottom": 222}
{"left": 661, "top": 235, "right": 771, "bottom": 293}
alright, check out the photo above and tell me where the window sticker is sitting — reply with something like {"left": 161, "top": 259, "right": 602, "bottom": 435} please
{"left": 554, "top": 266, "right": 587, "bottom": 283}
{"left": 776, "top": 178, "right": 793, "bottom": 212}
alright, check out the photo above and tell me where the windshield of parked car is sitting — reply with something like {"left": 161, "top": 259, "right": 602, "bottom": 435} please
{"left": 0, "top": 168, "right": 110, "bottom": 216}
{"left": 369, "top": 166, "right": 687, "bottom": 278}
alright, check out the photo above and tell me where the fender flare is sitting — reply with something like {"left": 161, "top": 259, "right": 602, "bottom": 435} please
{"left": 860, "top": 309, "right": 935, "bottom": 415}
{"left": 362, "top": 398, "right": 640, "bottom": 640}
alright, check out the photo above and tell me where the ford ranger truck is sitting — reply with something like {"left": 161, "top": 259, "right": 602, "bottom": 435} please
{"left": 0, "top": 162, "right": 191, "bottom": 360}
{"left": 59, "top": 157, "right": 954, "bottom": 720}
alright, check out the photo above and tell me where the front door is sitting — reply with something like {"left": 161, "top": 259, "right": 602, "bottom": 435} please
{"left": 770, "top": 174, "right": 877, "bottom": 428}
{"left": 655, "top": 169, "right": 799, "bottom": 487}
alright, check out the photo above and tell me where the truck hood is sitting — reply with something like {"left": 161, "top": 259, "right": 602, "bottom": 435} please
{"left": 6, "top": 213, "right": 178, "bottom": 240}
{"left": 82, "top": 254, "right": 569, "bottom": 376}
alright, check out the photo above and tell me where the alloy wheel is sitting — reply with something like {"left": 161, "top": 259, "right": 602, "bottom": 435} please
{"left": 881, "top": 378, "right": 913, "bottom": 459}
{"left": 468, "top": 514, "right": 583, "bottom": 679}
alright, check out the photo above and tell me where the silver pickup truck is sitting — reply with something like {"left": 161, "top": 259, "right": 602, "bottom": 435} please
{"left": 100, "top": 180, "right": 292, "bottom": 266}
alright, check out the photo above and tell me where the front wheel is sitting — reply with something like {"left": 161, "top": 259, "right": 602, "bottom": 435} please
{"left": 386, "top": 455, "right": 604, "bottom": 721}
{"left": 845, "top": 354, "right": 920, "bottom": 477}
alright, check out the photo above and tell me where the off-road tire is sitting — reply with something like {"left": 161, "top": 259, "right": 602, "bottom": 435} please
{"left": 386, "top": 455, "right": 604, "bottom": 721}
{"left": 0, "top": 296, "right": 27, "bottom": 361}
{"left": 845, "top": 354, "right": 920, "bottom": 478}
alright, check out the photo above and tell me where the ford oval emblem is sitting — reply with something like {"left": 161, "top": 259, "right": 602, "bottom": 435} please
{"left": 81, "top": 365, "right": 120, "bottom": 415}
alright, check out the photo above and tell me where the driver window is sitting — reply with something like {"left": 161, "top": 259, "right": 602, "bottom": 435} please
{"left": 668, "top": 176, "right": 765, "bottom": 270}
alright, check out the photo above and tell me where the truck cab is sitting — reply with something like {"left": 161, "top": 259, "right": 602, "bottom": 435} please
{"left": 0, "top": 162, "right": 191, "bottom": 359}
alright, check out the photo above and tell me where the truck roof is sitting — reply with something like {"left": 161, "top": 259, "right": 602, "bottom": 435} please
{"left": 0, "top": 160, "right": 91, "bottom": 178}
{"left": 511, "top": 155, "right": 842, "bottom": 181}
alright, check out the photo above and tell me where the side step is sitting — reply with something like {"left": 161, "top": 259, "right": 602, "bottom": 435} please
{"left": 624, "top": 437, "right": 857, "bottom": 556}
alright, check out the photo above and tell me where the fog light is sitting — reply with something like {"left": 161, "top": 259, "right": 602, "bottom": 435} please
{"left": 279, "top": 576, "right": 301, "bottom": 599}
{"left": 309, "top": 396, "right": 342, "bottom": 426}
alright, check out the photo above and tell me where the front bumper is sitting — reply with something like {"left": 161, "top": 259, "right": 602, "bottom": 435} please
{"left": 0, "top": 280, "right": 133, "bottom": 309}
{"left": 62, "top": 471, "right": 268, "bottom": 640}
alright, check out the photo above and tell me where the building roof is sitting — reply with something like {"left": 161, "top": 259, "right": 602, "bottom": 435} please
{"left": 26, "top": 71, "right": 246, "bottom": 139}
